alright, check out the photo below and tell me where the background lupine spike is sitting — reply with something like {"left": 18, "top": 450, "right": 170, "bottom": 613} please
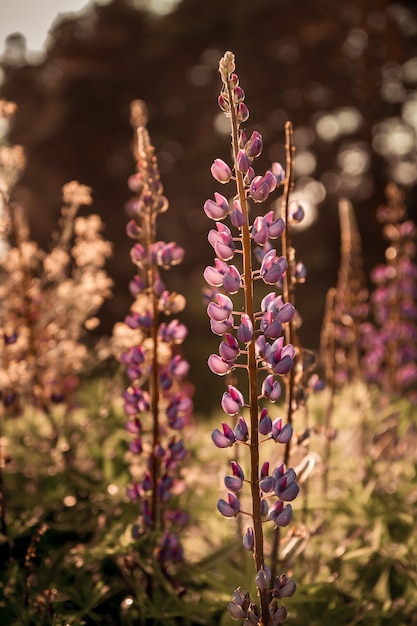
{"left": 114, "top": 99, "right": 193, "bottom": 580}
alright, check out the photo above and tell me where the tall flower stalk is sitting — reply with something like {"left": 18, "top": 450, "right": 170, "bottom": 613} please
{"left": 360, "top": 184, "right": 417, "bottom": 397}
{"left": 205, "top": 52, "right": 299, "bottom": 626}
{"left": 116, "top": 101, "right": 192, "bottom": 580}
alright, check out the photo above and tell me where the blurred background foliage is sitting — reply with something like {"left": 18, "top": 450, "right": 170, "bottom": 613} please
{"left": 1, "top": 0, "right": 417, "bottom": 412}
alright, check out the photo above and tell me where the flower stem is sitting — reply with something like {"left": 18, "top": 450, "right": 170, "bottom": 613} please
{"left": 281, "top": 122, "right": 296, "bottom": 468}
{"left": 226, "top": 76, "right": 269, "bottom": 624}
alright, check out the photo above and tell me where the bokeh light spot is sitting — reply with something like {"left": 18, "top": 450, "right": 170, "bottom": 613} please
{"left": 294, "top": 150, "right": 317, "bottom": 176}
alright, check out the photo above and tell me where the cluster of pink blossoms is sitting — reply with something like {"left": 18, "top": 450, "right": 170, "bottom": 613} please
{"left": 204, "top": 52, "right": 299, "bottom": 626}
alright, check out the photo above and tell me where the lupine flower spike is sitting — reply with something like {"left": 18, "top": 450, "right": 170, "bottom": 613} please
{"left": 115, "top": 100, "right": 193, "bottom": 574}
{"left": 360, "top": 184, "right": 417, "bottom": 398}
{"left": 205, "top": 52, "right": 299, "bottom": 625}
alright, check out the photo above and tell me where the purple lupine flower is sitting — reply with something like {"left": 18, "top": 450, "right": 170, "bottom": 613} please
{"left": 204, "top": 258, "right": 230, "bottom": 287}
{"left": 210, "top": 315, "right": 234, "bottom": 336}
{"left": 269, "top": 602, "right": 288, "bottom": 625}
{"left": 221, "top": 385, "right": 245, "bottom": 415}
{"left": 211, "top": 158, "right": 233, "bottom": 184}
{"left": 261, "top": 374, "right": 282, "bottom": 401}
{"left": 237, "top": 313, "right": 254, "bottom": 342}
{"left": 259, "top": 475, "right": 275, "bottom": 493}
{"left": 250, "top": 175, "right": 272, "bottom": 203}
{"left": 260, "top": 250, "right": 288, "bottom": 285}
{"left": 268, "top": 501, "right": 293, "bottom": 527}
{"left": 273, "top": 574, "right": 297, "bottom": 599}
{"left": 206, "top": 52, "right": 300, "bottom": 623}
{"left": 271, "top": 418, "right": 293, "bottom": 444}
{"left": 231, "top": 199, "right": 246, "bottom": 227}
{"left": 261, "top": 498, "right": 269, "bottom": 516}
{"left": 233, "top": 85, "right": 245, "bottom": 103}
{"left": 258, "top": 407, "right": 273, "bottom": 435}
{"left": 271, "top": 162, "right": 285, "bottom": 185}
{"left": 288, "top": 200, "right": 305, "bottom": 223}
{"left": 217, "top": 492, "right": 241, "bottom": 517}
{"left": 266, "top": 213, "right": 286, "bottom": 239}
{"left": 234, "top": 416, "right": 249, "bottom": 442}
{"left": 260, "top": 310, "right": 283, "bottom": 340}
{"left": 208, "top": 353, "right": 232, "bottom": 375}
{"left": 224, "top": 475, "right": 244, "bottom": 492}
{"left": 252, "top": 216, "right": 270, "bottom": 245}
{"left": 207, "top": 293, "right": 233, "bottom": 322}
{"left": 227, "top": 589, "right": 247, "bottom": 620}
{"left": 223, "top": 265, "right": 241, "bottom": 294}
{"left": 204, "top": 260, "right": 241, "bottom": 293}
{"left": 219, "top": 333, "right": 240, "bottom": 361}
{"left": 211, "top": 422, "right": 236, "bottom": 448}
{"left": 159, "top": 319, "right": 188, "bottom": 343}
{"left": 245, "top": 131, "right": 263, "bottom": 158}
{"left": 158, "top": 531, "right": 184, "bottom": 564}
{"left": 168, "top": 354, "right": 190, "bottom": 378}
{"left": 231, "top": 460, "right": 245, "bottom": 479}
{"left": 119, "top": 102, "right": 193, "bottom": 565}
{"left": 273, "top": 464, "right": 299, "bottom": 501}
{"left": 255, "top": 567, "right": 271, "bottom": 591}
{"left": 236, "top": 102, "right": 249, "bottom": 122}
{"left": 208, "top": 223, "right": 236, "bottom": 260}
{"left": 204, "top": 192, "right": 230, "bottom": 221}
{"left": 243, "top": 526, "right": 254, "bottom": 551}
{"left": 267, "top": 338, "right": 295, "bottom": 375}
{"left": 237, "top": 149, "right": 251, "bottom": 173}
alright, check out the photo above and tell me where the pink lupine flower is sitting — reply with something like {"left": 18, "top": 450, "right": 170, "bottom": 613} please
{"left": 221, "top": 385, "right": 245, "bottom": 415}
{"left": 211, "top": 158, "right": 233, "bottom": 184}
{"left": 261, "top": 374, "right": 282, "bottom": 401}
{"left": 208, "top": 353, "right": 232, "bottom": 375}
{"left": 208, "top": 222, "right": 236, "bottom": 260}
{"left": 237, "top": 313, "right": 254, "bottom": 342}
{"left": 204, "top": 192, "right": 230, "bottom": 220}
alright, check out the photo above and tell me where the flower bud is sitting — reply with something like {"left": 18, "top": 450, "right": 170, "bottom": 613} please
{"left": 218, "top": 94, "right": 230, "bottom": 112}
{"left": 245, "top": 131, "right": 263, "bottom": 158}
{"left": 233, "top": 86, "right": 245, "bottom": 103}
{"left": 255, "top": 567, "right": 271, "bottom": 591}
{"left": 231, "top": 199, "right": 246, "bottom": 227}
{"left": 236, "top": 149, "right": 251, "bottom": 173}
{"left": 271, "top": 161, "right": 285, "bottom": 184}
{"left": 211, "top": 158, "right": 233, "bottom": 184}
{"left": 243, "top": 526, "right": 254, "bottom": 551}
{"left": 234, "top": 416, "right": 249, "bottom": 441}
{"left": 237, "top": 313, "right": 253, "bottom": 342}
{"left": 237, "top": 102, "right": 249, "bottom": 123}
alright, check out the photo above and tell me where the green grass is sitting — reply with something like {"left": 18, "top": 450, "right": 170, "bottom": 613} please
{"left": 1, "top": 377, "right": 416, "bottom": 625}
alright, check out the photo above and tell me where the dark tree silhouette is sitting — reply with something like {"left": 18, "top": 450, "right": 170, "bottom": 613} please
{"left": 1, "top": 0, "right": 416, "bottom": 409}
